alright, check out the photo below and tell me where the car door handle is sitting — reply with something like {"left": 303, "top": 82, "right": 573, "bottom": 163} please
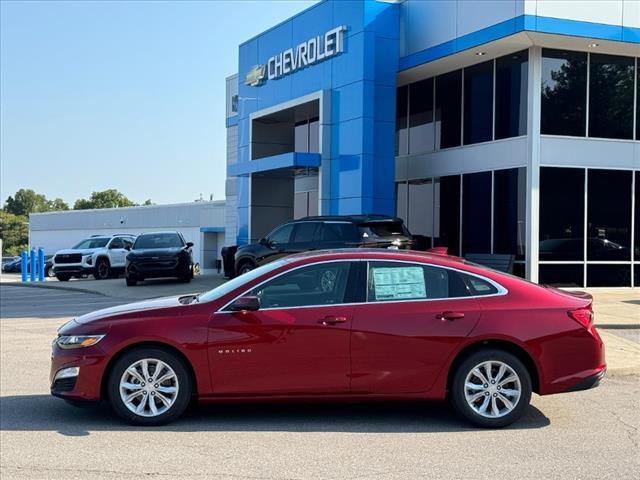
{"left": 437, "top": 311, "right": 465, "bottom": 321}
{"left": 318, "top": 315, "right": 348, "bottom": 326}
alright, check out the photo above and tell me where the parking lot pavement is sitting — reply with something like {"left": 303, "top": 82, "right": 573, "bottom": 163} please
{"left": 1, "top": 286, "right": 639, "bottom": 479}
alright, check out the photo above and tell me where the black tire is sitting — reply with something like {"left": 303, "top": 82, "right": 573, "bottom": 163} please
{"left": 56, "top": 274, "right": 71, "bottom": 282}
{"left": 237, "top": 260, "right": 255, "bottom": 276}
{"left": 126, "top": 276, "right": 137, "bottom": 287}
{"left": 107, "top": 347, "right": 192, "bottom": 426}
{"left": 450, "top": 349, "right": 532, "bottom": 428}
{"left": 46, "top": 266, "right": 55, "bottom": 278}
{"left": 94, "top": 258, "right": 111, "bottom": 280}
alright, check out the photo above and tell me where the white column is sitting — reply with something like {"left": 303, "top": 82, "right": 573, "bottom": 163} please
{"left": 525, "top": 46, "right": 542, "bottom": 283}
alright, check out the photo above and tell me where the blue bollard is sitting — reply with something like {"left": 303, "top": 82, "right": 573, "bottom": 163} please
{"left": 21, "top": 250, "right": 28, "bottom": 282}
{"left": 30, "top": 248, "right": 36, "bottom": 282}
{"left": 38, "top": 248, "right": 45, "bottom": 282}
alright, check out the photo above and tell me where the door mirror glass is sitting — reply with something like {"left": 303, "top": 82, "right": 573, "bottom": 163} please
{"left": 228, "top": 295, "right": 260, "bottom": 312}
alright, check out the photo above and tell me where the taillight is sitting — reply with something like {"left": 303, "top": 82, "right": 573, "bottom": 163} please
{"left": 568, "top": 308, "right": 594, "bottom": 329}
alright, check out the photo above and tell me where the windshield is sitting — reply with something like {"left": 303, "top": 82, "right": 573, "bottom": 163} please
{"left": 198, "top": 258, "right": 290, "bottom": 303}
{"left": 72, "top": 238, "right": 109, "bottom": 249}
{"left": 133, "top": 233, "right": 184, "bottom": 249}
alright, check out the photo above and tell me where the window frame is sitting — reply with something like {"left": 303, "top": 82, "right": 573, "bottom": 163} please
{"left": 218, "top": 259, "right": 508, "bottom": 313}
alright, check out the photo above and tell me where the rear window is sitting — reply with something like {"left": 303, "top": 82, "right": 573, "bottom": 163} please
{"left": 133, "top": 233, "right": 184, "bottom": 249}
{"left": 362, "top": 221, "right": 408, "bottom": 237}
{"left": 460, "top": 273, "right": 499, "bottom": 296}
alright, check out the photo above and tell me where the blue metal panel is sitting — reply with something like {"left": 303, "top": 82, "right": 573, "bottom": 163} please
{"left": 200, "top": 227, "right": 225, "bottom": 233}
{"left": 228, "top": 152, "right": 321, "bottom": 177}
{"left": 232, "top": 0, "right": 399, "bottom": 244}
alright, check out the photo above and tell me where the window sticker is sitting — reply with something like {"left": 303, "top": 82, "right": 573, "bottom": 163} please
{"left": 371, "top": 266, "right": 426, "bottom": 301}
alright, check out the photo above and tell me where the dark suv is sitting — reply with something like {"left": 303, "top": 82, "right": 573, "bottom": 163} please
{"left": 234, "top": 215, "right": 413, "bottom": 276}
{"left": 125, "top": 231, "right": 194, "bottom": 286}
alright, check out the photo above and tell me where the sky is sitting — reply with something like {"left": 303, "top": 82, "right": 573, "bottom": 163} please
{"left": 0, "top": 0, "right": 316, "bottom": 206}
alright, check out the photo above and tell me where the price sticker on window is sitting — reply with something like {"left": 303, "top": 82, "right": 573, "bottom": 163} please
{"left": 371, "top": 266, "right": 426, "bottom": 300}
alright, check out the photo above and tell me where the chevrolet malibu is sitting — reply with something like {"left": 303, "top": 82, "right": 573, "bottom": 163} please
{"left": 51, "top": 250, "right": 605, "bottom": 428}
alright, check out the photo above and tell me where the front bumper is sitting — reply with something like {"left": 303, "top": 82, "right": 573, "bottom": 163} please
{"left": 50, "top": 343, "right": 108, "bottom": 402}
{"left": 53, "top": 264, "right": 94, "bottom": 276}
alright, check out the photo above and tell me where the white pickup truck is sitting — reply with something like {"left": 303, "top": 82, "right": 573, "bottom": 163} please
{"left": 52, "top": 234, "right": 136, "bottom": 281}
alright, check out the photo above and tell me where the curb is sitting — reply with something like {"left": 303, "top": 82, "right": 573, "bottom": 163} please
{"left": 1, "top": 281, "right": 110, "bottom": 297}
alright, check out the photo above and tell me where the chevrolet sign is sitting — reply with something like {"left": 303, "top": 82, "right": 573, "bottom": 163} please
{"left": 245, "top": 25, "right": 347, "bottom": 87}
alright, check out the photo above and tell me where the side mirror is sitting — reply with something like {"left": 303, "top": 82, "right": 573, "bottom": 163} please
{"left": 228, "top": 295, "right": 260, "bottom": 312}
{"left": 186, "top": 242, "right": 194, "bottom": 248}
{"left": 124, "top": 246, "right": 131, "bottom": 251}
{"left": 258, "top": 237, "right": 269, "bottom": 246}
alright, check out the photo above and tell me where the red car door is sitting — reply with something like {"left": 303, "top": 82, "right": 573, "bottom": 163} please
{"left": 208, "top": 261, "right": 355, "bottom": 395}
{"left": 350, "top": 261, "right": 483, "bottom": 394}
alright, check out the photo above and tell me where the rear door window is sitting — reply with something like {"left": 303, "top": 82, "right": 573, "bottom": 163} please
{"left": 317, "top": 222, "right": 359, "bottom": 244}
{"left": 367, "top": 261, "right": 470, "bottom": 302}
{"left": 291, "top": 222, "right": 319, "bottom": 244}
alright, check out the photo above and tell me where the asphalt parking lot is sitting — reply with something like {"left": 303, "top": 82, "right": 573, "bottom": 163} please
{"left": 1, "top": 284, "right": 639, "bottom": 479}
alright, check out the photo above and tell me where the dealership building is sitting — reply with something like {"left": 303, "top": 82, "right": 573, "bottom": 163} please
{"left": 223, "top": 0, "right": 640, "bottom": 287}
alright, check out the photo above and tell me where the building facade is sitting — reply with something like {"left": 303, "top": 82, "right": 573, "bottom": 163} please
{"left": 225, "top": 0, "right": 640, "bottom": 287}
{"left": 30, "top": 201, "right": 226, "bottom": 272}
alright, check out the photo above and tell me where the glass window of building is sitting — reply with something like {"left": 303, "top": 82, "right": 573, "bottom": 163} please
{"left": 588, "top": 54, "right": 634, "bottom": 140}
{"left": 308, "top": 118, "right": 319, "bottom": 153}
{"left": 294, "top": 121, "right": 309, "bottom": 152}
{"left": 463, "top": 60, "right": 493, "bottom": 145}
{"left": 435, "top": 70, "right": 462, "bottom": 149}
{"left": 434, "top": 175, "right": 460, "bottom": 255}
{"left": 408, "top": 179, "right": 434, "bottom": 241}
{"left": 588, "top": 265, "right": 631, "bottom": 287}
{"left": 539, "top": 264, "right": 584, "bottom": 288}
{"left": 396, "top": 85, "right": 408, "bottom": 155}
{"left": 396, "top": 182, "right": 408, "bottom": 222}
{"left": 462, "top": 172, "right": 492, "bottom": 254}
{"left": 635, "top": 172, "right": 639, "bottom": 259}
{"left": 541, "top": 49, "right": 587, "bottom": 137}
{"left": 493, "top": 168, "right": 526, "bottom": 260}
{"left": 539, "top": 167, "right": 585, "bottom": 261}
{"left": 409, "top": 78, "right": 435, "bottom": 153}
{"left": 587, "top": 169, "right": 632, "bottom": 261}
{"left": 495, "top": 50, "right": 528, "bottom": 139}
{"left": 637, "top": 61, "right": 639, "bottom": 140}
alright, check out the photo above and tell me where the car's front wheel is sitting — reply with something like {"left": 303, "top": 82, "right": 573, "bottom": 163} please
{"left": 450, "top": 349, "right": 532, "bottom": 428}
{"left": 107, "top": 347, "right": 192, "bottom": 426}
{"left": 125, "top": 275, "right": 137, "bottom": 287}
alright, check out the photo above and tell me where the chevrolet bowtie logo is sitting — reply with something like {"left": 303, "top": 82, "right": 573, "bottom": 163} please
{"left": 245, "top": 64, "right": 266, "bottom": 87}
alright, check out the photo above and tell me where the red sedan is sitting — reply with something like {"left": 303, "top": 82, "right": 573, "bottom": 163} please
{"left": 50, "top": 249, "right": 605, "bottom": 428}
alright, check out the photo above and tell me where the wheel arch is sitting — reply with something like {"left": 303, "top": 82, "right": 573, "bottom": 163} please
{"left": 446, "top": 339, "right": 540, "bottom": 395}
{"left": 100, "top": 341, "right": 198, "bottom": 401}
{"left": 95, "top": 254, "right": 111, "bottom": 265}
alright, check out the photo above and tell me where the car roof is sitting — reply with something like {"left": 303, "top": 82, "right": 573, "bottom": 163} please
{"left": 136, "top": 231, "right": 181, "bottom": 236}
{"left": 294, "top": 214, "right": 404, "bottom": 224}
{"left": 283, "top": 248, "right": 467, "bottom": 267}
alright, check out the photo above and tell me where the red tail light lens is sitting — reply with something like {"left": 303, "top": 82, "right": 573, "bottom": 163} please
{"left": 568, "top": 308, "right": 594, "bottom": 329}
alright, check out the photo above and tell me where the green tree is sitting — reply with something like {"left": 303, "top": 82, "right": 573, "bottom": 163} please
{"left": 0, "top": 211, "right": 28, "bottom": 256}
{"left": 4, "top": 189, "right": 49, "bottom": 216}
{"left": 73, "top": 189, "right": 137, "bottom": 210}
{"left": 49, "top": 198, "right": 70, "bottom": 211}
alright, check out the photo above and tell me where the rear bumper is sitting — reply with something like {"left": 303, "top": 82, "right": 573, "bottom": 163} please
{"left": 564, "top": 367, "right": 606, "bottom": 393}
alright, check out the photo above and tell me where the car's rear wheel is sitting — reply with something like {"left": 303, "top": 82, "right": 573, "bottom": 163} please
{"left": 94, "top": 258, "right": 111, "bottom": 280}
{"left": 107, "top": 347, "right": 192, "bottom": 426}
{"left": 55, "top": 274, "right": 71, "bottom": 282}
{"left": 450, "top": 349, "right": 531, "bottom": 428}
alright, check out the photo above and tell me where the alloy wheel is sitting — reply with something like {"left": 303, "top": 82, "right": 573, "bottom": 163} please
{"left": 119, "top": 358, "right": 180, "bottom": 417}
{"left": 463, "top": 360, "right": 521, "bottom": 418}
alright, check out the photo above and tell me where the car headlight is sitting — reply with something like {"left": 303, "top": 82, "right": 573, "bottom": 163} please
{"left": 56, "top": 334, "right": 105, "bottom": 349}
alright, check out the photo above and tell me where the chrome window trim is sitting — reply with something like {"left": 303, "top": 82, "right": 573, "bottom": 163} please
{"left": 216, "top": 257, "right": 508, "bottom": 314}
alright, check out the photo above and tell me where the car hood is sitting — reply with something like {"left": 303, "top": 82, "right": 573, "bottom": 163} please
{"left": 55, "top": 248, "right": 99, "bottom": 256}
{"left": 74, "top": 295, "right": 187, "bottom": 325}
